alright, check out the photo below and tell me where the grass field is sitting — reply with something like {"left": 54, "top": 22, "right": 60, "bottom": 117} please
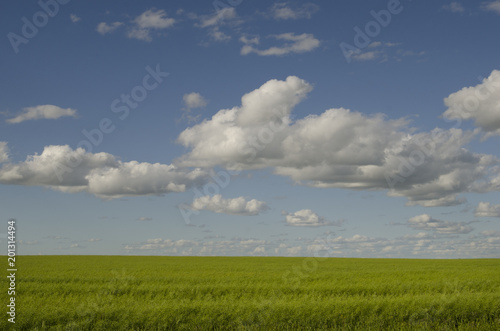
{"left": 2, "top": 256, "right": 500, "bottom": 330}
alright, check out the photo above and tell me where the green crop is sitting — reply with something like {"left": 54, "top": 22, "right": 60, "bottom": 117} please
{"left": 2, "top": 256, "right": 499, "bottom": 330}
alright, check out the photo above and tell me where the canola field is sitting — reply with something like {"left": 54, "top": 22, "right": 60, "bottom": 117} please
{"left": 2, "top": 256, "right": 500, "bottom": 330}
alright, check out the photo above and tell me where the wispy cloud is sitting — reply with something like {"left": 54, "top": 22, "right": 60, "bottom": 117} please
{"left": 127, "top": 8, "right": 175, "bottom": 42}
{"left": 194, "top": 7, "right": 241, "bottom": 43}
{"left": 241, "top": 33, "right": 320, "bottom": 56}
{"left": 70, "top": 14, "right": 81, "bottom": 23}
{"left": 96, "top": 22, "right": 123, "bottom": 35}
{"left": 270, "top": 2, "right": 319, "bottom": 20}
{"left": 442, "top": 2, "right": 465, "bottom": 13}
{"left": 0, "top": 142, "right": 9, "bottom": 163}
{"left": 6, "top": 105, "right": 77, "bottom": 124}
{"left": 351, "top": 42, "right": 425, "bottom": 63}
{"left": 136, "top": 217, "right": 153, "bottom": 221}
{"left": 481, "top": 1, "right": 500, "bottom": 14}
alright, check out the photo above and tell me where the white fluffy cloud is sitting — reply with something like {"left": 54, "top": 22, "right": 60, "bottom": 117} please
{"left": 0, "top": 142, "right": 9, "bottom": 163}
{"left": 443, "top": 70, "right": 500, "bottom": 135}
{"left": 190, "top": 194, "right": 268, "bottom": 216}
{"left": 127, "top": 9, "right": 175, "bottom": 42}
{"left": 241, "top": 33, "right": 320, "bottom": 56}
{"left": 408, "top": 214, "right": 473, "bottom": 234}
{"left": 7, "top": 105, "right": 77, "bottom": 124}
{"left": 0, "top": 145, "right": 207, "bottom": 199}
{"left": 177, "top": 76, "right": 500, "bottom": 207}
{"left": 96, "top": 22, "right": 123, "bottom": 35}
{"left": 284, "top": 209, "right": 329, "bottom": 227}
{"left": 270, "top": 2, "right": 319, "bottom": 20}
{"left": 475, "top": 202, "right": 500, "bottom": 217}
{"left": 183, "top": 92, "right": 208, "bottom": 109}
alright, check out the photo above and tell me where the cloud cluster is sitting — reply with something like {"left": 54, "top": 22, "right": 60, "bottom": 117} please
{"left": 305, "top": 231, "right": 500, "bottom": 258}
{"left": 122, "top": 229, "right": 500, "bottom": 257}
{"left": 475, "top": 202, "right": 500, "bottom": 217}
{"left": 241, "top": 33, "right": 320, "bottom": 56}
{"left": 407, "top": 214, "right": 473, "bottom": 234}
{"left": 283, "top": 209, "right": 328, "bottom": 227}
{"left": 443, "top": 70, "right": 500, "bottom": 135}
{"left": 190, "top": 194, "right": 268, "bottom": 216}
{"left": 6, "top": 105, "right": 77, "bottom": 124}
{"left": 0, "top": 144, "right": 207, "bottom": 199}
{"left": 127, "top": 9, "right": 175, "bottom": 42}
{"left": 177, "top": 76, "right": 499, "bottom": 207}
{"left": 97, "top": 9, "right": 175, "bottom": 41}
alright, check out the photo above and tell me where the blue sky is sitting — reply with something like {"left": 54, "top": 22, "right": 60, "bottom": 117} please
{"left": 1, "top": 0, "right": 499, "bottom": 257}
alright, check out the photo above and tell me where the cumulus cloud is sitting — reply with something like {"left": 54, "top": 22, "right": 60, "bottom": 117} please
{"left": 408, "top": 214, "right": 473, "bottom": 234}
{"left": 0, "top": 142, "right": 9, "bottom": 163}
{"left": 443, "top": 70, "right": 500, "bottom": 135}
{"left": 127, "top": 9, "right": 175, "bottom": 42}
{"left": 190, "top": 194, "right": 268, "bottom": 216}
{"left": 284, "top": 209, "right": 329, "bottom": 227}
{"left": 0, "top": 145, "right": 207, "bottom": 199}
{"left": 270, "top": 2, "right": 319, "bottom": 20}
{"left": 177, "top": 76, "right": 500, "bottom": 207}
{"left": 183, "top": 92, "right": 208, "bottom": 110}
{"left": 96, "top": 22, "right": 123, "bottom": 35}
{"left": 475, "top": 202, "right": 500, "bottom": 217}
{"left": 7, "top": 105, "right": 77, "bottom": 124}
{"left": 241, "top": 33, "right": 320, "bottom": 56}
{"left": 481, "top": 1, "right": 500, "bottom": 14}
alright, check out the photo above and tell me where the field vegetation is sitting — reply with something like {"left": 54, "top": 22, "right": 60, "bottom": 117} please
{"left": 2, "top": 256, "right": 500, "bottom": 330}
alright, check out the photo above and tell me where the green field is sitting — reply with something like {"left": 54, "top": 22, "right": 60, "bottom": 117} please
{"left": 2, "top": 256, "right": 500, "bottom": 330}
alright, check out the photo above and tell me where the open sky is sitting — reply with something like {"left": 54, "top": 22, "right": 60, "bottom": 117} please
{"left": 1, "top": 0, "right": 499, "bottom": 258}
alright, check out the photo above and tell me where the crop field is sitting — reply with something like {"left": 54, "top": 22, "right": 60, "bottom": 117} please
{"left": 2, "top": 256, "right": 500, "bottom": 330}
